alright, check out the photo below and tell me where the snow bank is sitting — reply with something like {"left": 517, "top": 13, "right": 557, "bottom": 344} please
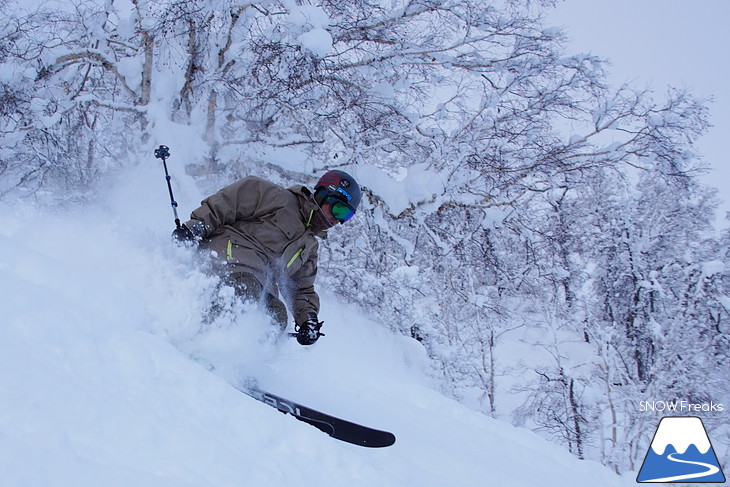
{"left": 0, "top": 201, "right": 632, "bottom": 486}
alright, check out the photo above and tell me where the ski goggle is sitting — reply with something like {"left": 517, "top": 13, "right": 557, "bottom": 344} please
{"left": 318, "top": 193, "right": 356, "bottom": 223}
{"left": 330, "top": 198, "right": 356, "bottom": 223}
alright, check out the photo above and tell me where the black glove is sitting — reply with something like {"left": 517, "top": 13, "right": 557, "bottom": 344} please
{"left": 295, "top": 312, "right": 325, "bottom": 346}
{"left": 172, "top": 224, "right": 195, "bottom": 242}
{"left": 172, "top": 221, "right": 205, "bottom": 244}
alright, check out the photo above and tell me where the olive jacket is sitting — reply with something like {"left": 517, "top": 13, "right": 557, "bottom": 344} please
{"left": 186, "top": 176, "right": 326, "bottom": 324}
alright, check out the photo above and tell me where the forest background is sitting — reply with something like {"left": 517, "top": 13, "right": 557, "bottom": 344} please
{"left": 1, "top": 0, "right": 728, "bottom": 474}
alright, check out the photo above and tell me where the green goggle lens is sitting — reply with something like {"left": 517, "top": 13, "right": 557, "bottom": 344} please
{"left": 328, "top": 198, "right": 356, "bottom": 222}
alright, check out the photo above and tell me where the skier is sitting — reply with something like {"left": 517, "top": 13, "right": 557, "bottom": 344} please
{"left": 173, "top": 170, "right": 361, "bottom": 345}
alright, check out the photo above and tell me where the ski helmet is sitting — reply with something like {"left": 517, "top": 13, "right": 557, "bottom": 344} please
{"left": 313, "top": 170, "right": 361, "bottom": 222}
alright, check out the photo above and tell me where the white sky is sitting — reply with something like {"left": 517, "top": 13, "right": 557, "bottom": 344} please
{"left": 547, "top": 0, "right": 730, "bottom": 228}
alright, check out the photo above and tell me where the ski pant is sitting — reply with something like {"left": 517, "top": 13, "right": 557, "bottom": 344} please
{"left": 226, "top": 271, "right": 288, "bottom": 329}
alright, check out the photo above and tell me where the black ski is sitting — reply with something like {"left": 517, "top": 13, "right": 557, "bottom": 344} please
{"left": 237, "top": 385, "right": 396, "bottom": 448}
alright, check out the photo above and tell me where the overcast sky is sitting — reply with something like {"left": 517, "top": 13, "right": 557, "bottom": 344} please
{"left": 546, "top": 0, "right": 730, "bottom": 228}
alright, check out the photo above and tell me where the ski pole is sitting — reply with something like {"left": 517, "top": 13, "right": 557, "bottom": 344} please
{"left": 154, "top": 145, "right": 181, "bottom": 230}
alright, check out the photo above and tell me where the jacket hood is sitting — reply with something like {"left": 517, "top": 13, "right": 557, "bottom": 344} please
{"left": 289, "top": 185, "right": 328, "bottom": 239}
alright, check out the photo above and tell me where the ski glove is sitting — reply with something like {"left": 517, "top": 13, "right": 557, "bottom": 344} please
{"left": 172, "top": 220, "right": 205, "bottom": 244}
{"left": 295, "top": 312, "right": 325, "bottom": 346}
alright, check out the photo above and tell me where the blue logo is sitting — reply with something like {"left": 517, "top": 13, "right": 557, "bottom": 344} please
{"left": 637, "top": 417, "right": 725, "bottom": 483}
{"left": 335, "top": 187, "right": 352, "bottom": 202}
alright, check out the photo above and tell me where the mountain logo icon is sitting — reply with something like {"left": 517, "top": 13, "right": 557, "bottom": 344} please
{"left": 637, "top": 416, "right": 726, "bottom": 483}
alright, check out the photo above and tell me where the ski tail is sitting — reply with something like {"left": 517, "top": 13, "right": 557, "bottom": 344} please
{"left": 238, "top": 385, "right": 396, "bottom": 448}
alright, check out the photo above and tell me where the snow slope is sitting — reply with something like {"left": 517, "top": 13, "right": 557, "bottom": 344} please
{"left": 0, "top": 171, "right": 634, "bottom": 486}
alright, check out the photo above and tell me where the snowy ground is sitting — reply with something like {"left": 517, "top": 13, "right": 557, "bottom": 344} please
{"left": 0, "top": 165, "right": 636, "bottom": 486}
